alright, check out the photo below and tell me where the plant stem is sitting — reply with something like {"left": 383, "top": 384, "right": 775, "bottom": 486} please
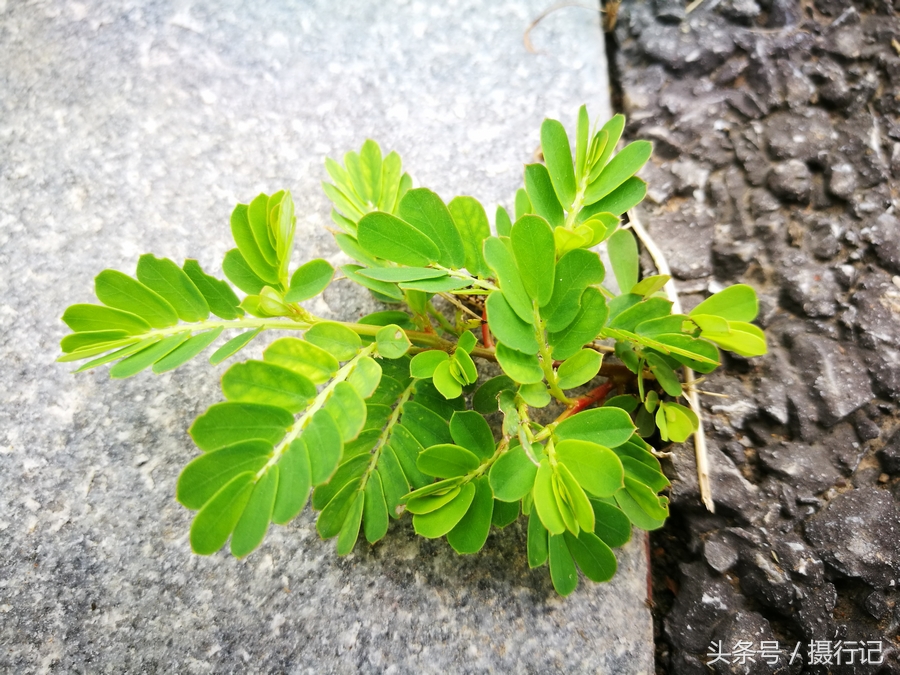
{"left": 555, "top": 381, "right": 616, "bottom": 422}
{"left": 532, "top": 303, "right": 571, "bottom": 404}
{"left": 481, "top": 307, "right": 494, "bottom": 348}
{"left": 627, "top": 207, "right": 714, "bottom": 513}
{"left": 257, "top": 344, "right": 378, "bottom": 479}
{"left": 426, "top": 302, "right": 458, "bottom": 335}
{"left": 432, "top": 264, "right": 499, "bottom": 293}
{"left": 364, "top": 379, "right": 417, "bottom": 482}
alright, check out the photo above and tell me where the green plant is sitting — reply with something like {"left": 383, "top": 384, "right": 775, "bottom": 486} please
{"left": 58, "top": 107, "right": 766, "bottom": 596}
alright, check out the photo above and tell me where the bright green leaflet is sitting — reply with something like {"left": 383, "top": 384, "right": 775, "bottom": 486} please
{"left": 489, "top": 446, "right": 538, "bottom": 502}
{"left": 286, "top": 259, "right": 334, "bottom": 302}
{"left": 357, "top": 211, "right": 440, "bottom": 266}
{"left": 398, "top": 188, "right": 466, "bottom": 269}
{"left": 446, "top": 476, "right": 493, "bottom": 554}
{"left": 448, "top": 196, "right": 491, "bottom": 277}
{"left": 510, "top": 215, "right": 555, "bottom": 307}
{"left": 541, "top": 118, "right": 577, "bottom": 208}
{"left": 524, "top": 163, "right": 564, "bottom": 228}
{"left": 136, "top": 254, "right": 210, "bottom": 323}
{"left": 94, "top": 269, "right": 178, "bottom": 328}
{"left": 183, "top": 260, "right": 243, "bottom": 320}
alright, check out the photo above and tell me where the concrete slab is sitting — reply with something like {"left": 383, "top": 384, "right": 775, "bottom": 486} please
{"left": 0, "top": 1, "right": 652, "bottom": 672}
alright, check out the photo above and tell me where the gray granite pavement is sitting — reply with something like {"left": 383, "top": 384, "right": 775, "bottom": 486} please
{"left": 0, "top": 1, "right": 652, "bottom": 672}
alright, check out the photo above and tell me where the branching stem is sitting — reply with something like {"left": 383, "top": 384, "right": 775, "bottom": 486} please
{"left": 555, "top": 381, "right": 616, "bottom": 423}
{"left": 626, "top": 208, "right": 714, "bottom": 513}
{"left": 533, "top": 303, "right": 571, "bottom": 404}
{"left": 256, "top": 344, "right": 378, "bottom": 480}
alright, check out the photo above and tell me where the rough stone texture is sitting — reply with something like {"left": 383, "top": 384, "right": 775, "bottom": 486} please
{"left": 0, "top": 2, "right": 655, "bottom": 673}
{"left": 757, "top": 442, "right": 842, "bottom": 495}
{"left": 664, "top": 561, "right": 744, "bottom": 653}
{"left": 805, "top": 488, "right": 900, "bottom": 589}
{"left": 880, "top": 429, "right": 900, "bottom": 474}
{"left": 788, "top": 334, "right": 874, "bottom": 426}
{"left": 615, "top": 0, "right": 900, "bottom": 671}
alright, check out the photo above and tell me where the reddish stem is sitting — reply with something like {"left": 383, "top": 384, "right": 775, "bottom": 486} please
{"left": 481, "top": 307, "right": 494, "bottom": 348}
{"left": 556, "top": 381, "right": 616, "bottom": 422}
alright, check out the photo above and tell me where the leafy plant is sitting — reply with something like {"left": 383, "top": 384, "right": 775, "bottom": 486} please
{"left": 58, "top": 107, "right": 766, "bottom": 596}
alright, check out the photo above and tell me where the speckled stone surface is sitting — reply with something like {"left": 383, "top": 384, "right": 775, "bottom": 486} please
{"left": 0, "top": 1, "right": 652, "bottom": 672}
